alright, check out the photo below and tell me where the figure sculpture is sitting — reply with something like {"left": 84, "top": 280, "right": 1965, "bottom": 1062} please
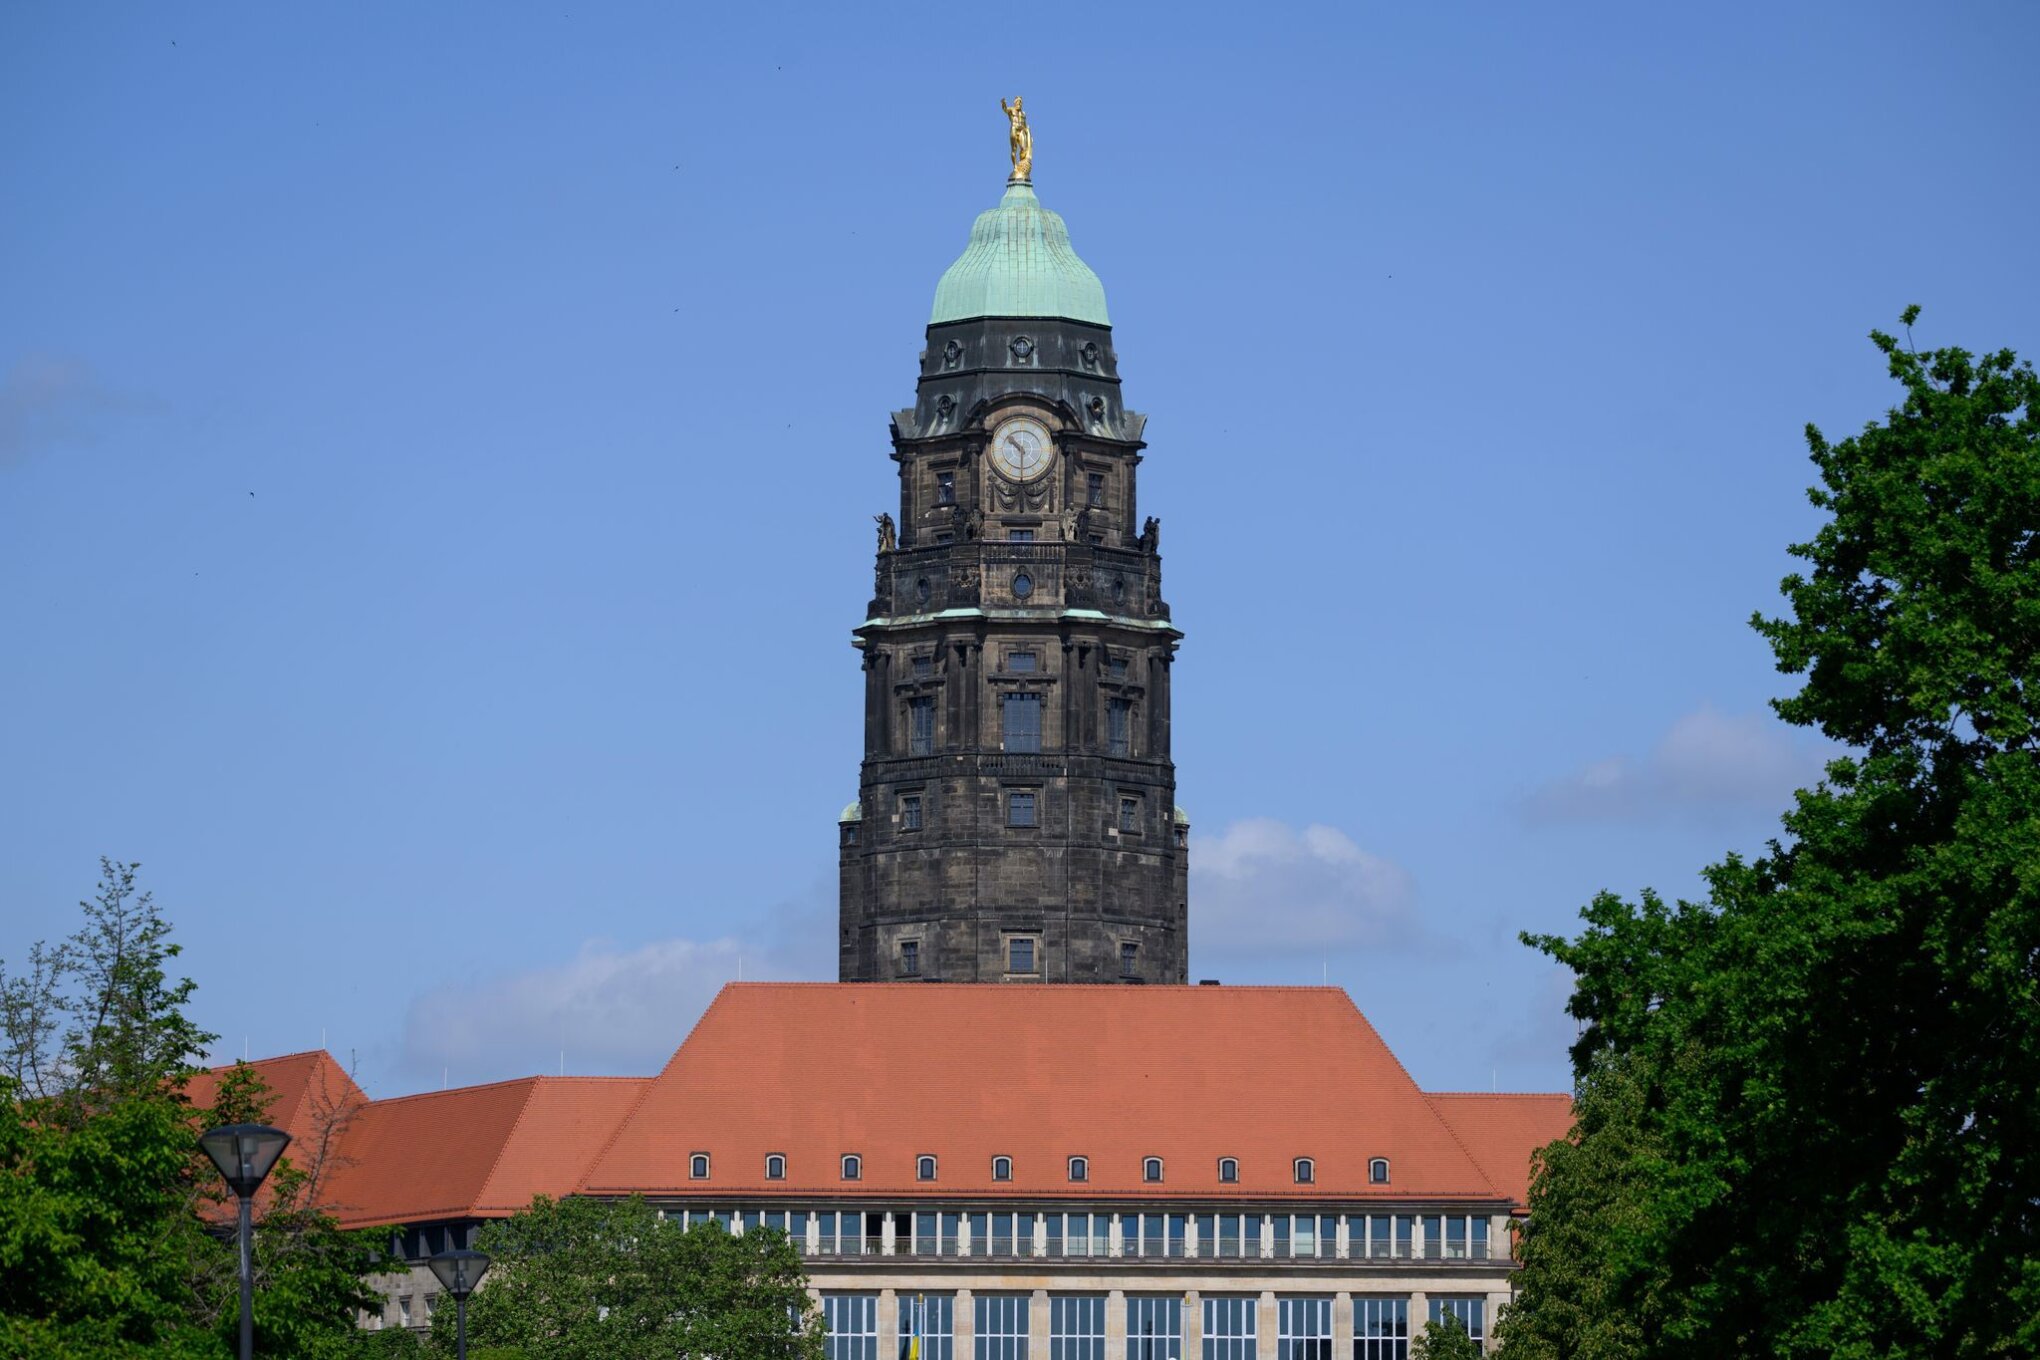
{"left": 1140, "top": 516, "right": 1160, "bottom": 554}
{"left": 874, "top": 513, "right": 896, "bottom": 553}
{"left": 1001, "top": 97, "right": 1033, "bottom": 181}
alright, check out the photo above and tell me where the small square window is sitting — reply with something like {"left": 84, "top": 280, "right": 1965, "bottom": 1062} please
{"left": 1119, "top": 797, "right": 1140, "bottom": 833}
{"left": 900, "top": 794, "right": 922, "bottom": 831}
{"left": 1008, "top": 937, "right": 1037, "bottom": 973}
{"left": 1009, "top": 528, "right": 1035, "bottom": 542}
{"left": 1008, "top": 651, "right": 1037, "bottom": 673}
{"left": 936, "top": 471, "right": 956, "bottom": 505}
{"left": 900, "top": 940, "right": 920, "bottom": 976}
{"left": 1087, "top": 472, "right": 1105, "bottom": 507}
{"left": 1007, "top": 792, "right": 1037, "bottom": 827}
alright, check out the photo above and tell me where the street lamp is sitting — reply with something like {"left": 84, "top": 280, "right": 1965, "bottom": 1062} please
{"left": 428, "top": 1247, "right": 492, "bottom": 1360}
{"left": 199, "top": 1123, "right": 292, "bottom": 1360}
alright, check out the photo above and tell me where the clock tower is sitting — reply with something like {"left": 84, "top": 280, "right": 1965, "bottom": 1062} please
{"left": 837, "top": 143, "right": 1188, "bottom": 985}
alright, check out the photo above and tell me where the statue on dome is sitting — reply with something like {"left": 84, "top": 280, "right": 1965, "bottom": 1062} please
{"left": 874, "top": 513, "right": 896, "bottom": 553}
{"left": 1001, "top": 97, "right": 1033, "bottom": 181}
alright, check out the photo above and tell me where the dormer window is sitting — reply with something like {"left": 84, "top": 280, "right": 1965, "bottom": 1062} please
{"left": 1218, "top": 1157, "right": 1239, "bottom": 1184}
{"left": 1068, "top": 1156, "right": 1089, "bottom": 1183}
{"left": 1370, "top": 1158, "right": 1390, "bottom": 1184}
{"left": 841, "top": 1154, "right": 862, "bottom": 1181}
{"left": 765, "top": 1153, "right": 786, "bottom": 1180}
{"left": 992, "top": 1155, "right": 1013, "bottom": 1181}
{"left": 1143, "top": 1156, "right": 1164, "bottom": 1183}
{"left": 1293, "top": 1157, "right": 1315, "bottom": 1185}
{"left": 917, "top": 1154, "right": 938, "bottom": 1182}
{"left": 689, "top": 1153, "right": 710, "bottom": 1180}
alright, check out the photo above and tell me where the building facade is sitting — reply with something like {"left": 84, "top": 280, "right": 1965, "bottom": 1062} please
{"left": 837, "top": 164, "right": 1188, "bottom": 985}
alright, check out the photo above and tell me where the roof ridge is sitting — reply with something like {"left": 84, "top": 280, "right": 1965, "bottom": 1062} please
{"left": 1428, "top": 1091, "right": 1572, "bottom": 1101}
{"left": 360, "top": 1074, "right": 544, "bottom": 1110}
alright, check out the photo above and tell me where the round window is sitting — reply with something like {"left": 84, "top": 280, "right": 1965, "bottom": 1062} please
{"left": 1012, "top": 571, "right": 1033, "bottom": 599}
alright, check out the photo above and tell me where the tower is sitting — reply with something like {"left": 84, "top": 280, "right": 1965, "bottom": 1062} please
{"left": 838, "top": 123, "right": 1187, "bottom": 985}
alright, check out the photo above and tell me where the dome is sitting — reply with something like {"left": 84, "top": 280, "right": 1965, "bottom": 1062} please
{"left": 929, "top": 181, "right": 1109, "bottom": 326}
{"left": 839, "top": 800, "right": 863, "bottom": 823}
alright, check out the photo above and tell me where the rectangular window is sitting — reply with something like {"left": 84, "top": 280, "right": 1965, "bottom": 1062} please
{"left": 1043, "top": 1212, "right": 1062, "bottom": 1257}
{"left": 1002, "top": 694, "right": 1042, "bottom": 753}
{"left": 909, "top": 698, "right": 935, "bottom": 756}
{"left": 1354, "top": 1300, "right": 1408, "bottom": 1360}
{"left": 898, "top": 1294, "right": 955, "bottom": 1360}
{"left": 1119, "top": 797, "right": 1140, "bottom": 833}
{"left": 1008, "top": 937, "right": 1037, "bottom": 973}
{"left": 1087, "top": 472, "right": 1105, "bottom": 507}
{"left": 1007, "top": 792, "right": 1037, "bottom": 828}
{"left": 913, "top": 656, "right": 934, "bottom": 679}
{"left": 1107, "top": 698, "right": 1131, "bottom": 756}
{"left": 1364, "top": 1214, "right": 1414, "bottom": 1260}
{"left": 975, "top": 1295, "right": 1029, "bottom": 1360}
{"left": 1008, "top": 652, "right": 1038, "bottom": 673}
{"left": 1108, "top": 657, "right": 1129, "bottom": 679}
{"left": 1426, "top": 1300, "right": 1483, "bottom": 1349}
{"left": 900, "top": 940, "right": 920, "bottom": 976}
{"left": 825, "top": 1295, "right": 880, "bottom": 1360}
{"left": 1127, "top": 1298, "right": 1182, "bottom": 1360}
{"left": 398, "top": 1297, "right": 412, "bottom": 1327}
{"left": 1009, "top": 528, "right": 1035, "bottom": 542}
{"left": 900, "top": 795, "right": 922, "bottom": 831}
{"left": 986, "top": 1211, "right": 1021, "bottom": 1257}
{"left": 936, "top": 471, "right": 956, "bottom": 505}
{"left": 1050, "top": 1296, "right": 1106, "bottom": 1360}
{"left": 1278, "top": 1298, "right": 1332, "bottom": 1360}
{"left": 1120, "top": 942, "right": 1139, "bottom": 976}
{"left": 1292, "top": 1215, "right": 1320, "bottom": 1259}
{"left": 1202, "top": 1296, "right": 1258, "bottom": 1360}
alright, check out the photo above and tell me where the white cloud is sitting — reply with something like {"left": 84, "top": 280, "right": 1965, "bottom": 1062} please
{"left": 0, "top": 356, "right": 142, "bottom": 465}
{"left": 1190, "top": 817, "right": 1420, "bottom": 961}
{"left": 1523, "top": 703, "right": 1826, "bottom": 825}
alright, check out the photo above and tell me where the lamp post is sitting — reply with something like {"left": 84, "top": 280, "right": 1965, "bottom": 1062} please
{"left": 199, "top": 1123, "right": 292, "bottom": 1360}
{"left": 428, "top": 1247, "right": 492, "bottom": 1360}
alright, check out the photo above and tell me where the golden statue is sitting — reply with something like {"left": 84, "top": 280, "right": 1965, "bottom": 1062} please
{"left": 1001, "top": 96, "right": 1033, "bottom": 181}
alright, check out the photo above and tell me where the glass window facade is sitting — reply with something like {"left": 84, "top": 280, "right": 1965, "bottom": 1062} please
{"left": 898, "top": 1294, "right": 955, "bottom": 1360}
{"left": 1127, "top": 1297, "right": 1182, "bottom": 1360}
{"left": 1361, "top": 1214, "right": 1415, "bottom": 1260}
{"left": 1354, "top": 1300, "right": 1407, "bottom": 1360}
{"left": 1427, "top": 1300, "right": 1483, "bottom": 1348}
{"left": 1050, "top": 1296, "right": 1106, "bottom": 1360}
{"left": 1277, "top": 1297, "right": 1332, "bottom": 1360}
{"left": 825, "top": 1295, "right": 879, "bottom": 1360}
{"left": 1003, "top": 694, "right": 1042, "bottom": 752}
{"left": 976, "top": 1295, "right": 1029, "bottom": 1360}
{"left": 1202, "top": 1297, "right": 1257, "bottom": 1360}
{"left": 1418, "top": 1215, "right": 1489, "bottom": 1260}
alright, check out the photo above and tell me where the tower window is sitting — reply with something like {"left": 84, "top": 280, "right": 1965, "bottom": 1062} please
{"left": 936, "top": 471, "right": 955, "bottom": 505}
{"left": 1108, "top": 657, "right": 1129, "bottom": 680}
{"left": 1002, "top": 694, "right": 1042, "bottom": 753}
{"left": 1294, "top": 1157, "right": 1315, "bottom": 1184}
{"left": 913, "top": 655, "right": 933, "bottom": 679}
{"left": 841, "top": 1154, "right": 862, "bottom": 1181}
{"left": 690, "top": 1153, "right": 710, "bottom": 1180}
{"left": 909, "top": 697, "right": 935, "bottom": 756}
{"left": 1067, "top": 1156, "right": 1088, "bottom": 1183}
{"left": 1087, "top": 472, "right": 1105, "bottom": 507}
{"left": 1107, "top": 699, "right": 1131, "bottom": 756}
{"left": 917, "top": 1155, "right": 938, "bottom": 1182}
{"left": 899, "top": 794, "right": 922, "bottom": 831}
{"left": 765, "top": 1153, "right": 786, "bottom": 1180}
{"left": 992, "top": 1155, "right": 1013, "bottom": 1181}
{"left": 900, "top": 940, "right": 920, "bottom": 976}
{"left": 1006, "top": 791, "right": 1037, "bottom": 827}
{"left": 1007, "top": 651, "right": 1037, "bottom": 673}
{"left": 1009, "top": 528, "right": 1035, "bottom": 543}
{"left": 1143, "top": 1156, "right": 1163, "bottom": 1183}
{"left": 1119, "top": 797, "right": 1140, "bottom": 833}
{"left": 1370, "top": 1158, "right": 1390, "bottom": 1184}
{"left": 1121, "top": 942, "right": 1139, "bottom": 976}
{"left": 1012, "top": 571, "right": 1033, "bottom": 598}
{"left": 1008, "top": 937, "right": 1037, "bottom": 973}
{"left": 1218, "top": 1157, "right": 1239, "bottom": 1184}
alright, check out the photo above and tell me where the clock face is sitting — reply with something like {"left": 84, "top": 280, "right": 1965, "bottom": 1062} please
{"left": 987, "top": 415, "right": 1054, "bottom": 483}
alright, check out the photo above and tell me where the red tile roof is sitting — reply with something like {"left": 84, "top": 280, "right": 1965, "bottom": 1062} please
{"left": 580, "top": 983, "right": 1536, "bottom": 1204}
{"left": 184, "top": 1049, "right": 368, "bottom": 1153}
{"left": 1425, "top": 1093, "right": 1575, "bottom": 1207}
{"left": 319, "top": 1076, "right": 647, "bottom": 1229}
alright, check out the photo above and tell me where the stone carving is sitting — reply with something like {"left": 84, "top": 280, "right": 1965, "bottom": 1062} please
{"left": 942, "top": 338, "right": 963, "bottom": 370}
{"left": 936, "top": 393, "right": 955, "bottom": 420}
{"left": 950, "top": 563, "right": 980, "bottom": 601}
{"left": 1001, "top": 96, "right": 1033, "bottom": 180}
{"left": 1060, "top": 506, "right": 1080, "bottom": 540}
{"left": 1009, "top": 335, "right": 1035, "bottom": 364}
{"left": 1079, "top": 340, "right": 1100, "bottom": 370}
{"left": 875, "top": 513, "right": 896, "bottom": 553}
{"left": 1140, "top": 516, "right": 1160, "bottom": 554}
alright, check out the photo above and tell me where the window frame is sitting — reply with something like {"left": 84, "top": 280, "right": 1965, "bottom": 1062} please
{"left": 1067, "top": 1155, "right": 1089, "bottom": 1183}
{"left": 1369, "top": 1157, "right": 1390, "bottom": 1185}
{"left": 765, "top": 1153, "right": 786, "bottom": 1181}
{"left": 991, "top": 1155, "right": 1013, "bottom": 1182}
{"left": 1119, "top": 796, "right": 1140, "bottom": 833}
{"left": 1001, "top": 693, "right": 1043, "bottom": 753}
{"left": 900, "top": 793, "right": 923, "bottom": 832}
{"left": 689, "top": 1152, "right": 710, "bottom": 1180}
{"left": 917, "top": 1154, "right": 938, "bottom": 1182}
{"left": 1008, "top": 936, "right": 1038, "bottom": 974}
{"left": 1217, "top": 1156, "right": 1240, "bottom": 1184}
{"left": 900, "top": 939, "right": 921, "bottom": 976}
{"left": 1143, "top": 1155, "right": 1164, "bottom": 1183}
{"left": 908, "top": 696, "right": 936, "bottom": 756}
{"left": 1006, "top": 791, "right": 1039, "bottom": 827}
{"left": 1293, "top": 1157, "right": 1315, "bottom": 1185}
{"left": 1120, "top": 941, "right": 1139, "bottom": 977}
{"left": 840, "top": 1153, "right": 862, "bottom": 1181}
{"left": 936, "top": 470, "right": 956, "bottom": 505}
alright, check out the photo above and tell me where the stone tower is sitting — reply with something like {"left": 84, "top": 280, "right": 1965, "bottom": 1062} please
{"left": 838, "top": 166, "right": 1188, "bottom": 984}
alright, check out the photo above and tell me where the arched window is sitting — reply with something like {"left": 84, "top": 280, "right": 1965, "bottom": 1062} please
{"left": 689, "top": 1152, "right": 710, "bottom": 1180}
{"left": 1143, "top": 1156, "right": 1164, "bottom": 1183}
{"left": 1293, "top": 1157, "right": 1315, "bottom": 1184}
{"left": 1369, "top": 1157, "right": 1390, "bottom": 1185}
{"left": 917, "top": 1154, "right": 938, "bottom": 1182}
{"left": 765, "top": 1154, "right": 786, "bottom": 1181}
{"left": 841, "top": 1154, "right": 862, "bottom": 1181}
{"left": 992, "top": 1155, "right": 1013, "bottom": 1182}
{"left": 1068, "top": 1156, "right": 1088, "bottom": 1183}
{"left": 1218, "top": 1157, "right": 1239, "bottom": 1184}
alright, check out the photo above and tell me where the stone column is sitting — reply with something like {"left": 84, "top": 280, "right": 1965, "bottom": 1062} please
{"left": 1332, "top": 1293, "right": 1352, "bottom": 1360}
{"left": 1261, "top": 1215, "right": 1276, "bottom": 1260}
{"left": 1109, "top": 1213, "right": 1124, "bottom": 1258}
{"left": 1180, "top": 1291, "right": 1199, "bottom": 1360}
{"left": 1408, "top": 1291, "right": 1427, "bottom": 1338}
{"left": 1106, "top": 1289, "right": 1127, "bottom": 1360}
{"left": 1034, "top": 1212, "right": 1048, "bottom": 1257}
{"left": 956, "top": 1289, "right": 974, "bottom": 1359}
{"left": 1030, "top": 1290, "right": 1051, "bottom": 1360}
{"left": 959, "top": 1214, "right": 974, "bottom": 1257}
{"left": 879, "top": 1289, "right": 898, "bottom": 1360}
{"left": 806, "top": 1212, "right": 821, "bottom": 1255}
{"left": 1257, "top": 1292, "right": 1277, "bottom": 1357}
{"left": 883, "top": 1213, "right": 897, "bottom": 1257}
{"left": 1335, "top": 1216, "right": 1350, "bottom": 1260}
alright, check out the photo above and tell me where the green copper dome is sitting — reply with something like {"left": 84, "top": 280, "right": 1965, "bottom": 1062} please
{"left": 929, "top": 181, "right": 1109, "bottom": 326}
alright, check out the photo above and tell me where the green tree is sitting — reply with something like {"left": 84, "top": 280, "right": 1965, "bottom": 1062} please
{"left": 450, "top": 1195, "right": 826, "bottom": 1360}
{"left": 1497, "top": 313, "right": 2040, "bottom": 1359}
{"left": 1411, "top": 1315, "right": 1482, "bottom": 1360}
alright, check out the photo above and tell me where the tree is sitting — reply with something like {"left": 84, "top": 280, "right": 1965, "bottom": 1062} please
{"left": 449, "top": 1195, "right": 827, "bottom": 1360}
{"left": 1497, "top": 313, "right": 2040, "bottom": 1359}
{"left": 1411, "top": 1315, "right": 1482, "bottom": 1360}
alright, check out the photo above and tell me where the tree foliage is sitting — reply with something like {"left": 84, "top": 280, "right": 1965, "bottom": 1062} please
{"left": 1411, "top": 1316, "right": 1483, "bottom": 1360}
{"left": 1498, "top": 314, "right": 2040, "bottom": 1359}
{"left": 451, "top": 1194, "right": 827, "bottom": 1360}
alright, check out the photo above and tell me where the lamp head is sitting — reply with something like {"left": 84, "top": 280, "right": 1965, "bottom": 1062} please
{"left": 428, "top": 1248, "right": 492, "bottom": 1300}
{"left": 199, "top": 1123, "right": 291, "bottom": 1198}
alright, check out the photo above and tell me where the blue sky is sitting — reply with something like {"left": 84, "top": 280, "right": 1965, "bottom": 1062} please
{"left": 4, "top": 2, "right": 2036, "bottom": 1098}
